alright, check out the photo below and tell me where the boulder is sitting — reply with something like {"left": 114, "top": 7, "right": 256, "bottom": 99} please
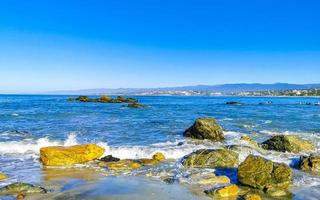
{"left": 300, "top": 154, "right": 320, "bottom": 172}
{"left": 0, "top": 183, "right": 47, "bottom": 195}
{"left": 99, "top": 159, "right": 142, "bottom": 170}
{"left": 99, "top": 95, "right": 111, "bottom": 102}
{"left": 261, "top": 135, "right": 314, "bottom": 153}
{"left": 153, "top": 152, "right": 165, "bottom": 161}
{"left": 40, "top": 144, "right": 105, "bottom": 166}
{"left": 0, "top": 173, "right": 8, "bottom": 180}
{"left": 183, "top": 118, "right": 224, "bottom": 141}
{"left": 182, "top": 149, "right": 238, "bottom": 168}
{"left": 99, "top": 155, "right": 120, "bottom": 162}
{"left": 243, "top": 193, "right": 262, "bottom": 200}
{"left": 238, "top": 155, "right": 292, "bottom": 190}
{"left": 205, "top": 184, "right": 239, "bottom": 199}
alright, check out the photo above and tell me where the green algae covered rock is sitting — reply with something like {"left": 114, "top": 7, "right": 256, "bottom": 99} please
{"left": 261, "top": 135, "right": 314, "bottom": 153}
{"left": 127, "top": 103, "right": 146, "bottom": 108}
{"left": 300, "top": 154, "right": 320, "bottom": 173}
{"left": 0, "top": 182, "right": 47, "bottom": 195}
{"left": 182, "top": 149, "right": 238, "bottom": 168}
{"left": 183, "top": 117, "right": 224, "bottom": 141}
{"left": 238, "top": 155, "right": 292, "bottom": 190}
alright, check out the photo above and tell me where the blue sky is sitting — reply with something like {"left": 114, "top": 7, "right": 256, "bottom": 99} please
{"left": 0, "top": 0, "right": 319, "bottom": 92}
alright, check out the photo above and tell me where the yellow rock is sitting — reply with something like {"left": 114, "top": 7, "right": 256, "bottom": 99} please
{"left": 244, "top": 193, "right": 262, "bottom": 200}
{"left": 212, "top": 185, "right": 239, "bottom": 198}
{"left": 152, "top": 152, "right": 165, "bottom": 161}
{"left": 0, "top": 173, "right": 8, "bottom": 180}
{"left": 40, "top": 144, "right": 105, "bottom": 166}
{"left": 198, "top": 176, "right": 230, "bottom": 185}
{"left": 99, "top": 159, "right": 142, "bottom": 170}
{"left": 241, "top": 136, "right": 259, "bottom": 147}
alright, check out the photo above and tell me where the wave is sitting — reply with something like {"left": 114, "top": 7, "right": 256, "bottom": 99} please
{"left": 0, "top": 133, "right": 220, "bottom": 160}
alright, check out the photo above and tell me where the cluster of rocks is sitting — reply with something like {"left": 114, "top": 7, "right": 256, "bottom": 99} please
{"left": 182, "top": 117, "right": 317, "bottom": 199}
{"left": 67, "top": 95, "right": 146, "bottom": 108}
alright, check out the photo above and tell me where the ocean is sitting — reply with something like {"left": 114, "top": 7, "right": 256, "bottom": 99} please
{"left": 0, "top": 95, "right": 320, "bottom": 199}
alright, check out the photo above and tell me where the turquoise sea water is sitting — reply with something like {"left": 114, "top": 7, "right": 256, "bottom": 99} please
{"left": 0, "top": 95, "right": 320, "bottom": 199}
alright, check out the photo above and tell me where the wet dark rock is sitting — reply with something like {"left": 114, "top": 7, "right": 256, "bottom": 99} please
{"left": 226, "top": 101, "right": 243, "bottom": 105}
{"left": 182, "top": 149, "right": 238, "bottom": 168}
{"left": 261, "top": 135, "right": 314, "bottom": 153}
{"left": 99, "top": 155, "right": 120, "bottom": 162}
{"left": 177, "top": 142, "right": 184, "bottom": 146}
{"left": 183, "top": 117, "right": 224, "bottom": 141}
{"left": 299, "top": 154, "right": 320, "bottom": 173}
{"left": 238, "top": 155, "right": 292, "bottom": 191}
{"left": 0, "top": 182, "right": 47, "bottom": 195}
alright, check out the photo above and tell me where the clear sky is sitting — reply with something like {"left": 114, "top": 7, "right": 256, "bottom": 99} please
{"left": 0, "top": 0, "right": 319, "bottom": 93}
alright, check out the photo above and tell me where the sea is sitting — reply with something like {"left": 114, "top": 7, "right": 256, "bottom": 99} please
{"left": 0, "top": 95, "right": 320, "bottom": 199}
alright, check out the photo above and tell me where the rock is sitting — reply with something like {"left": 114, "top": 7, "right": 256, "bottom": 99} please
{"left": 116, "top": 96, "right": 138, "bottom": 103}
{"left": 226, "top": 101, "right": 242, "bottom": 105}
{"left": 182, "top": 149, "right": 238, "bottom": 168}
{"left": 0, "top": 173, "right": 8, "bottom": 180}
{"left": 227, "top": 145, "right": 268, "bottom": 156}
{"left": 76, "top": 96, "right": 91, "bottom": 102}
{"left": 265, "top": 188, "right": 292, "bottom": 197}
{"left": 152, "top": 152, "right": 165, "bottom": 161}
{"left": 16, "top": 193, "right": 26, "bottom": 199}
{"left": 240, "top": 136, "right": 259, "bottom": 147}
{"left": 243, "top": 193, "right": 262, "bottom": 200}
{"left": 40, "top": 144, "right": 105, "bottom": 166}
{"left": 0, "top": 183, "right": 47, "bottom": 195}
{"left": 205, "top": 184, "right": 239, "bottom": 199}
{"left": 99, "top": 95, "right": 111, "bottom": 102}
{"left": 198, "top": 176, "right": 230, "bottom": 185}
{"left": 183, "top": 117, "right": 224, "bottom": 141}
{"left": 127, "top": 103, "right": 146, "bottom": 108}
{"left": 261, "top": 135, "right": 314, "bottom": 153}
{"left": 238, "top": 155, "right": 292, "bottom": 190}
{"left": 162, "top": 177, "right": 176, "bottom": 184}
{"left": 99, "top": 155, "right": 120, "bottom": 162}
{"left": 99, "top": 159, "right": 142, "bottom": 170}
{"left": 300, "top": 154, "right": 320, "bottom": 172}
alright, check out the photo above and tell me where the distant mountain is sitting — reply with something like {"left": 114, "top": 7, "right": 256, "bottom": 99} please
{"left": 46, "top": 83, "right": 320, "bottom": 95}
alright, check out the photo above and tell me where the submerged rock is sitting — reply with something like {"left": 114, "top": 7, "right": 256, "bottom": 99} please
{"left": 127, "top": 103, "right": 146, "bottom": 108}
{"left": 261, "top": 135, "right": 314, "bottom": 153}
{"left": 205, "top": 184, "right": 239, "bottom": 199}
{"left": 0, "top": 173, "right": 8, "bottom": 180}
{"left": 99, "top": 155, "right": 120, "bottom": 162}
{"left": 226, "top": 101, "right": 243, "bottom": 105}
{"left": 99, "top": 159, "right": 142, "bottom": 170}
{"left": 0, "top": 182, "right": 47, "bottom": 195}
{"left": 137, "top": 152, "right": 166, "bottom": 165}
{"left": 238, "top": 155, "right": 292, "bottom": 190}
{"left": 182, "top": 149, "right": 238, "bottom": 168}
{"left": 40, "top": 144, "right": 105, "bottom": 166}
{"left": 183, "top": 117, "right": 224, "bottom": 141}
{"left": 299, "top": 154, "right": 320, "bottom": 173}
{"left": 197, "top": 176, "right": 230, "bottom": 185}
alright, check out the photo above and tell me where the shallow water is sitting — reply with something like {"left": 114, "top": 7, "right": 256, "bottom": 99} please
{"left": 0, "top": 95, "right": 320, "bottom": 199}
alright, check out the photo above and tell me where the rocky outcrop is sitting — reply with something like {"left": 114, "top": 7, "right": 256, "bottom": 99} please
{"left": 182, "top": 149, "right": 238, "bottom": 168}
{"left": 40, "top": 144, "right": 105, "bottom": 166}
{"left": 238, "top": 155, "right": 292, "bottom": 191}
{"left": 299, "top": 154, "right": 320, "bottom": 173}
{"left": 205, "top": 185, "right": 239, "bottom": 199}
{"left": 67, "top": 96, "right": 139, "bottom": 104}
{"left": 261, "top": 135, "right": 314, "bottom": 153}
{"left": 183, "top": 118, "right": 224, "bottom": 141}
{"left": 0, "top": 182, "right": 47, "bottom": 195}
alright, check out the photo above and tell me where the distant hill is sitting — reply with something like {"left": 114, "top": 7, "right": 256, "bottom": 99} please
{"left": 45, "top": 83, "right": 320, "bottom": 95}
